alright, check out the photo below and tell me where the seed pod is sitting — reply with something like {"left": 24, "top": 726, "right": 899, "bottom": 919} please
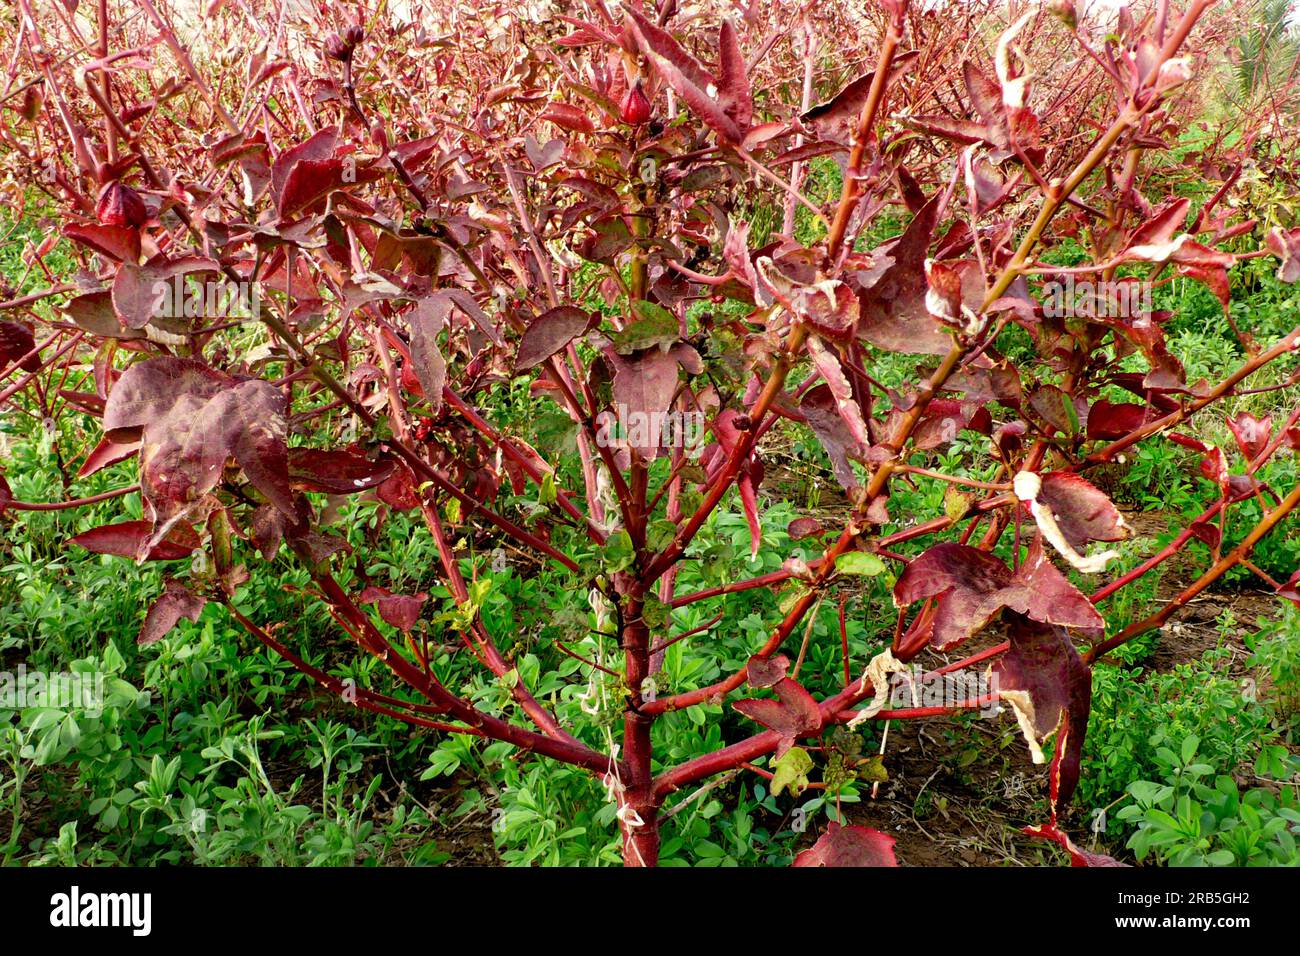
{"left": 19, "top": 85, "right": 43, "bottom": 121}
{"left": 620, "top": 81, "right": 652, "bottom": 126}
{"left": 95, "top": 181, "right": 148, "bottom": 229}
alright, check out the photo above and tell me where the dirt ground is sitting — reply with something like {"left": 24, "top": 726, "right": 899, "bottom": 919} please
{"left": 419, "top": 503, "right": 1289, "bottom": 867}
{"left": 832, "top": 509, "right": 1286, "bottom": 867}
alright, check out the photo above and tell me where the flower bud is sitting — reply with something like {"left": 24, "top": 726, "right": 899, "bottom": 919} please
{"left": 619, "top": 81, "right": 652, "bottom": 126}
{"left": 324, "top": 32, "right": 352, "bottom": 61}
{"left": 95, "top": 181, "right": 147, "bottom": 229}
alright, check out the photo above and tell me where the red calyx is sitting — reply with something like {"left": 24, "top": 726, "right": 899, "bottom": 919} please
{"left": 619, "top": 81, "right": 652, "bottom": 126}
{"left": 94, "top": 181, "right": 147, "bottom": 229}
{"left": 325, "top": 24, "right": 364, "bottom": 61}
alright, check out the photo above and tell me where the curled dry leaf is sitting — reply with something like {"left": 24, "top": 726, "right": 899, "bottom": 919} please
{"left": 1013, "top": 471, "right": 1128, "bottom": 573}
{"left": 991, "top": 612, "right": 1091, "bottom": 775}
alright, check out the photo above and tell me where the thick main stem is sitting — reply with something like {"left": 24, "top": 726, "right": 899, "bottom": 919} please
{"left": 620, "top": 591, "right": 660, "bottom": 866}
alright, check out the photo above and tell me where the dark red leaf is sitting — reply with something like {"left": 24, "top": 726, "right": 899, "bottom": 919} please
{"left": 800, "top": 53, "right": 918, "bottom": 146}
{"left": 288, "top": 447, "right": 395, "bottom": 493}
{"left": 793, "top": 823, "right": 897, "bottom": 867}
{"left": 1227, "top": 412, "right": 1271, "bottom": 461}
{"left": 799, "top": 383, "right": 863, "bottom": 492}
{"left": 1036, "top": 472, "right": 1129, "bottom": 549}
{"left": 894, "top": 543, "right": 1014, "bottom": 650}
{"left": 623, "top": 7, "right": 741, "bottom": 142}
{"left": 104, "top": 357, "right": 294, "bottom": 542}
{"left": 111, "top": 255, "right": 222, "bottom": 329}
{"left": 516, "top": 307, "right": 592, "bottom": 371}
{"left": 540, "top": 102, "right": 595, "bottom": 133}
{"left": 894, "top": 540, "right": 1101, "bottom": 651}
{"left": 271, "top": 128, "right": 337, "bottom": 202}
{"left": 857, "top": 199, "right": 953, "bottom": 355}
{"left": 715, "top": 19, "right": 752, "bottom": 130}
{"left": 63, "top": 290, "right": 141, "bottom": 338}
{"left": 913, "top": 398, "right": 991, "bottom": 451}
{"left": 787, "top": 517, "right": 824, "bottom": 540}
{"left": 70, "top": 519, "right": 200, "bottom": 561}
{"left": 607, "top": 349, "right": 682, "bottom": 458}
{"left": 77, "top": 436, "right": 140, "bottom": 478}
{"left": 1190, "top": 519, "right": 1222, "bottom": 550}
{"left": 795, "top": 281, "right": 859, "bottom": 341}
{"left": 95, "top": 181, "right": 148, "bottom": 228}
{"left": 746, "top": 654, "right": 790, "bottom": 689}
{"left": 733, "top": 676, "right": 821, "bottom": 757}
{"left": 0, "top": 321, "right": 39, "bottom": 373}
{"left": 377, "top": 463, "right": 422, "bottom": 511}
{"left": 63, "top": 222, "right": 141, "bottom": 263}
{"left": 805, "top": 336, "right": 868, "bottom": 445}
{"left": 1277, "top": 570, "right": 1300, "bottom": 609}
{"left": 407, "top": 297, "right": 449, "bottom": 413}
{"left": 139, "top": 579, "right": 206, "bottom": 646}
{"left": 250, "top": 502, "right": 299, "bottom": 561}
{"left": 359, "top": 585, "right": 427, "bottom": 633}
{"left": 993, "top": 613, "right": 1092, "bottom": 806}
{"left": 1028, "top": 385, "right": 1078, "bottom": 435}
{"left": 1086, "top": 399, "right": 1149, "bottom": 441}
{"left": 1126, "top": 198, "right": 1191, "bottom": 254}
{"left": 1266, "top": 225, "right": 1300, "bottom": 283}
